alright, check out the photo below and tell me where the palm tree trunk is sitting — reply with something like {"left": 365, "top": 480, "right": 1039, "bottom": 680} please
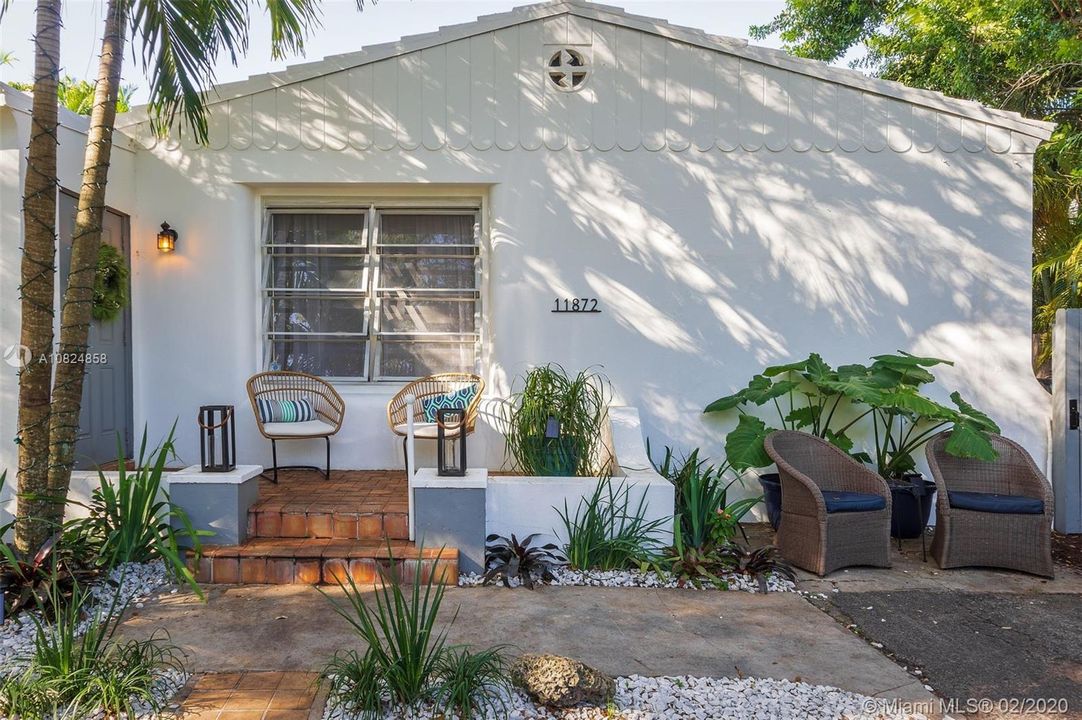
{"left": 44, "top": 0, "right": 129, "bottom": 516}
{"left": 14, "top": 0, "right": 62, "bottom": 555}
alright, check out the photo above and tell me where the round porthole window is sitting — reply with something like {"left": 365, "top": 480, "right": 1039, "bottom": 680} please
{"left": 547, "top": 48, "right": 589, "bottom": 91}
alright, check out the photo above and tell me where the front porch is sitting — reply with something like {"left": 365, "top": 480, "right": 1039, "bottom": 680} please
{"left": 193, "top": 470, "right": 459, "bottom": 586}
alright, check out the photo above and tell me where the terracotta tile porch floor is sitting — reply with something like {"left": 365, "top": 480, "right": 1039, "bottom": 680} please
{"left": 196, "top": 470, "right": 459, "bottom": 586}
{"left": 247, "top": 470, "right": 409, "bottom": 541}
{"left": 175, "top": 671, "right": 321, "bottom": 720}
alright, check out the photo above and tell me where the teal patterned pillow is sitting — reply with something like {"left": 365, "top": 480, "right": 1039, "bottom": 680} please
{"left": 421, "top": 385, "right": 477, "bottom": 422}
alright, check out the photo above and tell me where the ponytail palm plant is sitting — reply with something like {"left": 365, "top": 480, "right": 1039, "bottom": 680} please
{"left": 505, "top": 364, "right": 610, "bottom": 476}
{"left": 704, "top": 353, "right": 882, "bottom": 471}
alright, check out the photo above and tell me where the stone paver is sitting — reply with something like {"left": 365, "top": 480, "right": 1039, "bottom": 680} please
{"left": 118, "top": 584, "right": 931, "bottom": 702}
{"left": 176, "top": 671, "right": 321, "bottom": 720}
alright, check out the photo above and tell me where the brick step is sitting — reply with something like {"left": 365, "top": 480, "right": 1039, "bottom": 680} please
{"left": 247, "top": 507, "right": 410, "bottom": 541}
{"left": 193, "top": 539, "right": 458, "bottom": 586}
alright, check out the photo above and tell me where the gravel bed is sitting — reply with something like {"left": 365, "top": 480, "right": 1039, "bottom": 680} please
{"left": 323, "top": 674, "right": 928, "bottom": 719}
{"left": 0, "top": 561, "right": 185, "bottom": 719}
{"left": 1, "top": 560, "right": 173, "bottom": 671}
{"left": 458, "top": 567, "right": 796, "bottom": 593}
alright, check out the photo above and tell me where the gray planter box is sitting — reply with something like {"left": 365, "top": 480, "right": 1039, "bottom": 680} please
{"left": 413, "top": 468, "right": 487, "bottom": 575}
{"left": 168, "top": 464, "right": 263, "bottom": 546}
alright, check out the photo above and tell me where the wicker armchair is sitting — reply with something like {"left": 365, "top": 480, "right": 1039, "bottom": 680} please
{"left": 387, "top": 373, "right": 485, "bottom": 471}
{"left": 765, "top": 430, "right": 892, "bottom": 576}
{"left": 247, "top": 371, "right": 345, "bottom": 483}
{"left": 926, "top": 431, "right": 1054, "bottom": 577}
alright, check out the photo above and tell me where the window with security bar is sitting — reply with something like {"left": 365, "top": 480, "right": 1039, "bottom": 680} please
{"left": 262, "top": 206, "right": 480, "bottom": 381}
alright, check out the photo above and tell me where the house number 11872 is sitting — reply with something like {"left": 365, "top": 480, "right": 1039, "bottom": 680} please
{"left": 552, "top": 298, "right": 600, "bottom": 313}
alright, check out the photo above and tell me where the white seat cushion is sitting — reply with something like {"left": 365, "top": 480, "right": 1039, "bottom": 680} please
{"left": 263, "top": 419, "right": 337, "bottom": 437}
{"left": 394, "top": 422, "right": 440, "bottom": 439}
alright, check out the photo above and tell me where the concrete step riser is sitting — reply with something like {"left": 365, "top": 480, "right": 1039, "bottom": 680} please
{"left": 247, "top": 510, "right": 410, "bottom": 540}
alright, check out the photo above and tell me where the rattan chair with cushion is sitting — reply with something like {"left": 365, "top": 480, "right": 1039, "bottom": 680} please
{"left": 247, "top": 371, "right": 345, "bottom": 483}
{"left": 925, "top": 431, "right": 1053, "bottom": 577}
{"left": 764, "top": 430, "right": 892, "bottom": 576}
{"left": 387, "top": 373, "right": 485, "bottom": 471}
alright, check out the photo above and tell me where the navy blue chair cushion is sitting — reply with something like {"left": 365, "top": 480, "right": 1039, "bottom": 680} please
{"left": 948, "top": 491, "right": 1044, "bottom": 515}
{"left": 822, "top": 491, "right": 887, "bottom": 513}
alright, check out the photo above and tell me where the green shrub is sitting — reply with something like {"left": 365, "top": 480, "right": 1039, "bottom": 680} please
{"left": 707, "top": 496, "right": 762, "bottom": 547}
{"left": 505, "top": 364, "right": 610, "bottom": 476}
{"left": 0, "top": 570, "right": 183, "bottom": 718}
{"left": 651, "top": 443, "right": 755, "bottom": 549}
{"left": 557, "top": 477, "right": 666, "bottom": 570}
{"left": 66, "top": 425, "right": 206, "bottom": 596}
{"left": 433, "top": 646, "right": 509, "bottom": 719}
{"left": 321, "top": 544, "right": 509, "bottom": 718}
{"left": 322, "top": 650, "right": 383, "bottom": 719}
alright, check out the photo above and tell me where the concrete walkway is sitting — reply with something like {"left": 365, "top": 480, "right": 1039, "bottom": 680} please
{"left": 831, "top": 590, "right": 1082, "bottom": 710}
{"left": 119, "top": 585, "right": 932, "bottom": 702}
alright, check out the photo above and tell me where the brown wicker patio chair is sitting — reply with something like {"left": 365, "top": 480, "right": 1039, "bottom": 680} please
{"left": 925, "top": 431, "right": 1054, "bottom": 577}
{"left": 765, "top": 430, "right": 892, "bottom": 576}
{"left": 247, "top": 371, "right": 345, "bottom": 483}
{"left": 387, "top": 373, "right": 485, "bottom": 471}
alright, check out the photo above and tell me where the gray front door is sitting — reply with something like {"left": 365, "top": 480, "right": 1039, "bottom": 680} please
{"left": 58, "top": 190, "right": 134, "bottom": 468}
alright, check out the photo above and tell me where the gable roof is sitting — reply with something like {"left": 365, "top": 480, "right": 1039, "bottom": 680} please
{"left": 117, "top": 0, "right": 1054, "bottom": 142}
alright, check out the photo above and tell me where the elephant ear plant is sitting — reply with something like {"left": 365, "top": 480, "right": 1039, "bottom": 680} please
{"left": 705, "top": 351, "right": 1001, "bottom": 478}
{"left": 860, "top": 353, "right": 1001, "bottom": 479}
{"left": 505, "top": 364, "right": 610, "bottom": 476}
{"left": 704, "top": 353, "right": 880, "bottom": 472}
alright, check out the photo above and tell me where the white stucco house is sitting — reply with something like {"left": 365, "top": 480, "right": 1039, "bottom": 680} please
{"left": 0, "top": 0, "right": 1056, "bottom": 501}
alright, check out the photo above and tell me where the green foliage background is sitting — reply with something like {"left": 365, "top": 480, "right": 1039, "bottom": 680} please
{"left": 8, "top": 75, "right": 134, "bottom": 115}
{"left": 752, "top": 0, "right": 1081, "bottom": 372}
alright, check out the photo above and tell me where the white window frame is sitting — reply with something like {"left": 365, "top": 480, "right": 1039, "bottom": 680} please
{"left": 260, "top": 202, "right": 482, "bottom": 383}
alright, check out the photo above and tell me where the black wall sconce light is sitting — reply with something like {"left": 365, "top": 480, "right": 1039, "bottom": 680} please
{"left": 157, "top": 222, "right": 178, "bottom": 253}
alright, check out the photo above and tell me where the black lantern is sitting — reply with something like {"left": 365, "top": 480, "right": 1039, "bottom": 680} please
{"left": 157, "top": 222, "right": 178, "bottom": 253}
{"left": 198, "top": 405, "right": 236, "bottom": 472}
{"left": 436, "top": 407, "right": 467, "bottom": 477}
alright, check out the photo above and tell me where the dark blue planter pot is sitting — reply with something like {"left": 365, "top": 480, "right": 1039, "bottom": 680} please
{"left": 759, "top": 473, "right": 782, "bottom": 530}
{"left": 888, "top": 474, "right": 936, "bottom": 539}
{"left": 536, "top": 437, "right": 581, "bottom": 476}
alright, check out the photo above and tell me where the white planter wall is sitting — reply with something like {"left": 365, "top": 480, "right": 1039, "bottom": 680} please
{"left": 484, "top": 406, "right": 675, "bottom": 546}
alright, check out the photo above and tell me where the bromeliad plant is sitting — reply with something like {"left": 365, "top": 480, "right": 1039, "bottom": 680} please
{"left": 0, "top": 532, "right": 98, "bottom": 619}
{"left": 483, "top": 533, "right": 566, "bottom": 589}
{"left": 654, "top": 525, "right": 732, "bottom": 589}
{"left": 705, "top": 352, "right": 1001, "bottom": 478}
{"left": 65, "top": 425, "right": 208, "bottom": 597}
{"left": 719, "top": 544, "right": 796, "bottom": 593}
{"left": 504, "top": 364, "right": 610, "bottom": 476}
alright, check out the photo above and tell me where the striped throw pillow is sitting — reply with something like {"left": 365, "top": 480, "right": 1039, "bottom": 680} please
{"left": 257, "top": 398, "right": 315, "bottom": 424}
{"left": 421, "top": 385, "right": 477, "bottom": 423}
